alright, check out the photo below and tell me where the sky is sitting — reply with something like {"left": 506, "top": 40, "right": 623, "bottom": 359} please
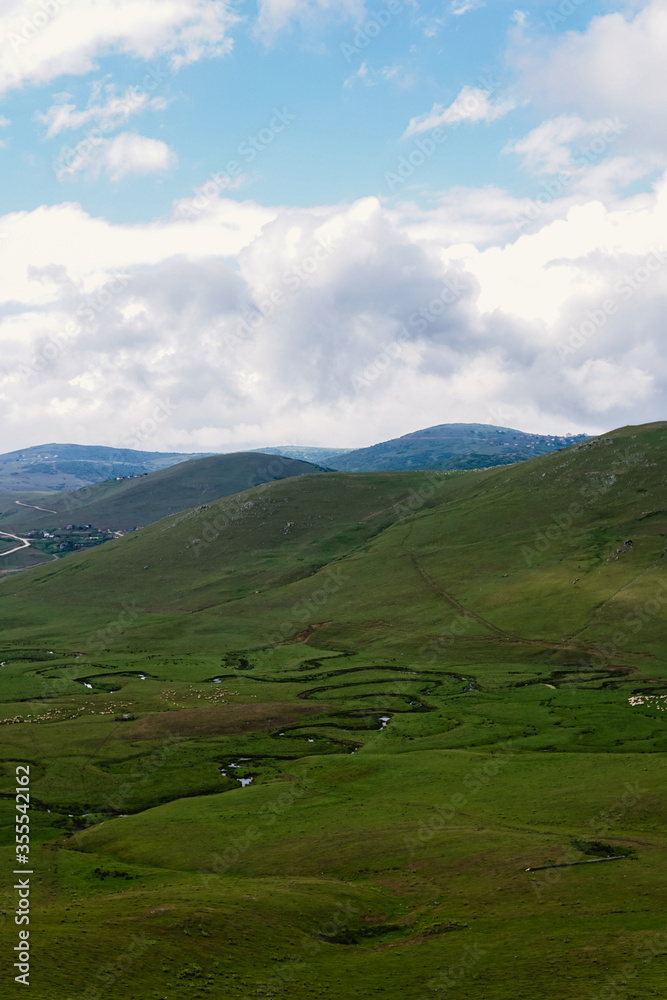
{"left": 0, "top": 0, "right": 666, "bottom": 453}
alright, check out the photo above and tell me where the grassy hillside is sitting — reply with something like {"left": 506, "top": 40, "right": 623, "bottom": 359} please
{"left": 0, "top": 443, "right": 212, "bottom": 492}
{"left": 0, "top": 452, "right": 329, "bottom": 538}
{"left": 0, "top": 422, "right": 665, "bottom": 1000}
{"left": 329, "top": 422, "right": 589, "bottom": 471}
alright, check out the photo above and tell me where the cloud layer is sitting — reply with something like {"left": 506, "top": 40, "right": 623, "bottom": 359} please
{"left": 2, "top": 166, "right": 666, "bottom": 451}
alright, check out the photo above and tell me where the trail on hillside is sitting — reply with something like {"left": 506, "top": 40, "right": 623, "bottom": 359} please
{"left": 404, "top": 542, "right": 639, "bottom": 661}
{"left": 15, "top": 500, "right": 58, "bottom": 513}
{"left": 407, "top": 550, "right": 514, "bottom": 639}
{"left": 0, "top": 531, "right": 31, "bottom": 557}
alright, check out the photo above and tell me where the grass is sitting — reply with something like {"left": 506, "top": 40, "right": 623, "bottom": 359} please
{"left": 0, "top": 422, "right": 666, "bottom": 998}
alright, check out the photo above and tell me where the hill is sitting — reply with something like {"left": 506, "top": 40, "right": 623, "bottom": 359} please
{"left": 0, "top": 442, "right": 212, "bottom": 492}
{"left": 0, "top": 422, "right": 666, "bottom": 1000}
{"left": 327, "top": 422, "right": 589, "bottom": 471}
{"left": 0, "top": 452, "right": 329, "bottom": 571}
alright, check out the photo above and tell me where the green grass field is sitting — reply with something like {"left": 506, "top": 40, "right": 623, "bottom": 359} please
{"left": 0, "top": 423, "right": 666, "bottom": 999}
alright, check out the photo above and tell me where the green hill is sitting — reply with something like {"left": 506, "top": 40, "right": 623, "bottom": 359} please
{"left": 0, "top": 422, "right": 666, "bottom": 1000}
{"left": 327, "top": 422, "right": 589, "bottom": 471}
{"left": 0, "top": 442, "right": 213, "bottom": 492}
{"left": 0, "top": 452, "right": 329, "bottom": 536}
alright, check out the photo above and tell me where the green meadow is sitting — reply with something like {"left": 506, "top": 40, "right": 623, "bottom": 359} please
{"left": 0, "top": 422, "right": 666, "bottom": 998}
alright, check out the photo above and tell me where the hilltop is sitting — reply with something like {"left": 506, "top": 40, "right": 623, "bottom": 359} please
{"left": 326, "top": 422, "right": 589, "bottom": 471}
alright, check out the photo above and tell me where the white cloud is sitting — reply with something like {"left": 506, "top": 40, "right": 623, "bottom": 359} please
{"left": 102, "top": 132, "right": 176, "bottom": 182}
{"left": 2, "top": 175, "right": 667, "bottom": 451}
{"left": 450, "top": 0, "right": 484, "bottom": 15}
{"left": 344, "top": 62, "right": 414, "bottom": 90}
{"left": 514, "top": 0, "right": 667, "bottom": 157}
{"left": 55, "top": 131, "right": 176, "bottom": 182}
{"left": 404, "top": 86, "right": 516, "bottom": 137}
{"left": 255, "top": 0, "right": 363, "bottom": 38}
{"left": 0, "top": 115, "right": 10, "bottom": 127}
{"left": 36, "top": 82, "right": 168, "bottom": 138}
{"left": 504, "top": 114, "right": 628, "bottom": 175}
{"left": 0, "top": 0, "right": 237, "bottom": 98}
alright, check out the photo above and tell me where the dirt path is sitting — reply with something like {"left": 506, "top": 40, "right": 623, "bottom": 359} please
{"left": 408, "top": 550, "right": 515, "bottom": 639}
{"left": 0, "top": 531, "right": 31, "bottom": 557}
{"left": 15, "top": 500, "right": 58, "bottom": 513}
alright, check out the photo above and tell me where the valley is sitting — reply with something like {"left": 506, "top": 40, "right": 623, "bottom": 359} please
{"left": 0, "top": 422, "right": 665, "bottom": 999}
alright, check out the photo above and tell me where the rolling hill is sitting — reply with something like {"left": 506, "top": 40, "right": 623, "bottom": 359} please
{"left": 326, "top": 422, "right": 589, "bottom": 471}
{"left": 0, "top": 452, "right": 329, "bottom": 536}
{"left": 0, "top": 442, "right": 212, "bottom": 492}
{"left": 0, "top": 422, "right": 665, "bottom": 1000}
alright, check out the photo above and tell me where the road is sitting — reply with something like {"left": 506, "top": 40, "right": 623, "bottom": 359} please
{"left": 0, "top": 531, "right": 31, "bottom": 557}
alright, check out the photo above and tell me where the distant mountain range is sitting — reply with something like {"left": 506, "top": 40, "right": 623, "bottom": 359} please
{"left": 0, "top": 443, "right": 212, "bottom": 492}
{"left": 258, "top": 424, "right": 589, "bottom": 472}
{"left": 0, "top": 424, "right": 589, "bottom": 498}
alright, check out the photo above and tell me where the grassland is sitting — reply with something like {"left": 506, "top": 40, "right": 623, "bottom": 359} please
{"left": 0, "top": 423, "right": 665, "bottom": 999}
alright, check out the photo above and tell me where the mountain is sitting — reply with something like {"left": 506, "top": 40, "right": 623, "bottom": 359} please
{"left": 0, "top": 442, "right": 213, "bottom": 492}
{"left": 326, "top": 422, "right": 589, "bottom": 471}
{"left": 1, "top": 422, "right": 666, "bottom": 1000}
{"left": 249, "top": 445, "right": 351, "bottom": 465}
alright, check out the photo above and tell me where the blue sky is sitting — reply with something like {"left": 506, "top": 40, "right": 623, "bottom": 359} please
{"left": 1, "top": 0, "right": 666, "bottom": 452}
{"left": 0, "top": 0, "right": 623, "bottom": 219}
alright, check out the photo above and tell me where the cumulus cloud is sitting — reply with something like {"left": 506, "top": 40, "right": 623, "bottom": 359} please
{"left": 404, "top": 86, "right": 516, "bottom": 137}
{"left": 55, "top": 131, "right": 177, "bottom": 182}
{"left": 513, "top": 0, "right": 667, "bottom": 158}
{"left": 1, "top": 173, "right": 667, "bottom": 451}
{"left": 0, "top": 0, "right": 236, "bottom": 98}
